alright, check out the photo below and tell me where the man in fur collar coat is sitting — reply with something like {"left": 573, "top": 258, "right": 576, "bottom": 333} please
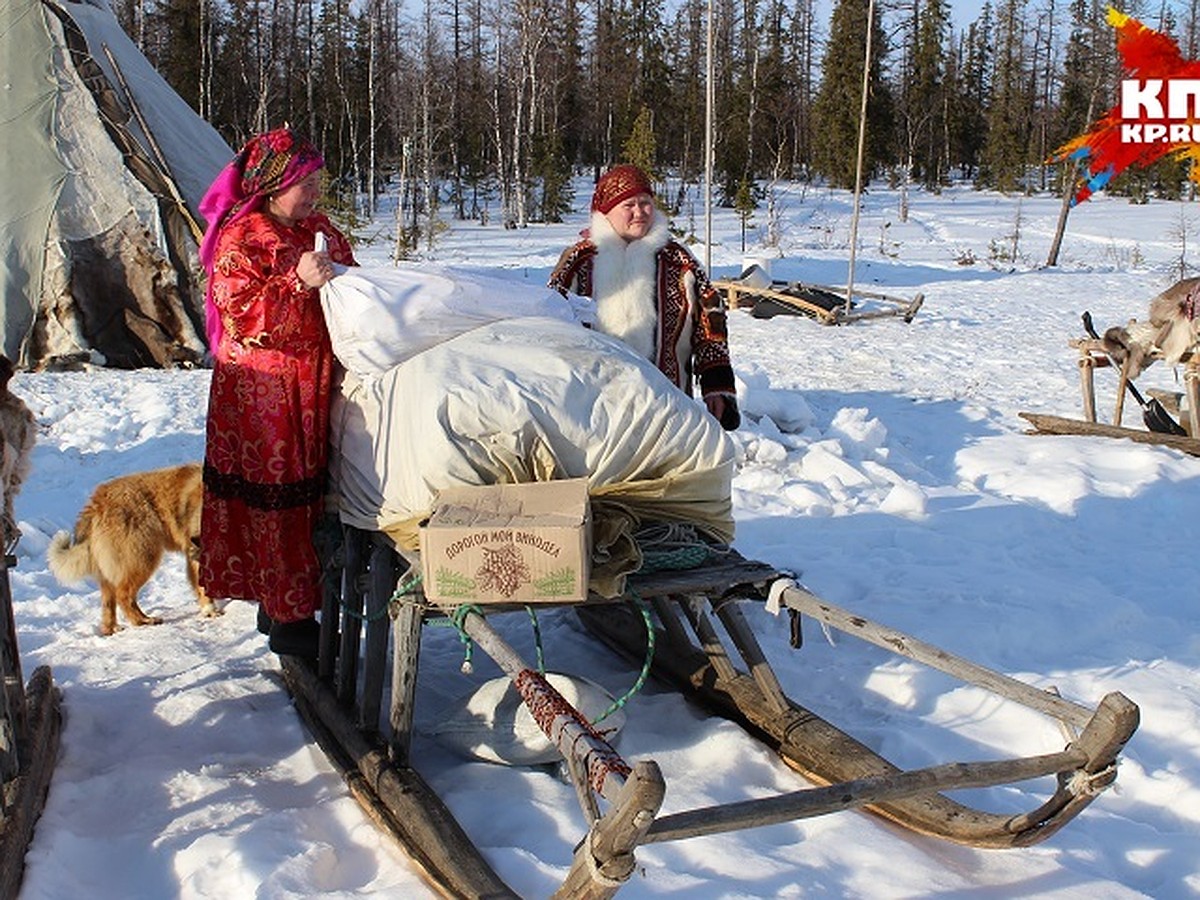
{"left": 549, "top": 164, "right": 740, "bottom": 430}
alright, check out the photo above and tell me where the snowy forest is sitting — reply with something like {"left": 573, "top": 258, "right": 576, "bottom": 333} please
{"left": 111, "top": 0, "right": 1195, "bottom": 235}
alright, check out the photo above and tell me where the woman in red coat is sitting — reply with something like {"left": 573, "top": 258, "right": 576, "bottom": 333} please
{"left": 197, "top": 126, "right": 356, "bottom": 657}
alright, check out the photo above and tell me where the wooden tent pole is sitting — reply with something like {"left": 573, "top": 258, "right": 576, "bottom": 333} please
{"left": 845, "top": 0, "right": 875, "bottom": 315}
{"left": 101, "top": 44, "right": 204, "bottom": 244}
{"left": 703, "top": 0, "right": 715, "bottom": 273}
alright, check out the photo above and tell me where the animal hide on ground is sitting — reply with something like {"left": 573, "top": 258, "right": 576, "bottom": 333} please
{"left": 0, "top": 355, "right": 36, "bottom": 548}
{"left": 1102, "top": 277, "right": 1200, "bottom": 377}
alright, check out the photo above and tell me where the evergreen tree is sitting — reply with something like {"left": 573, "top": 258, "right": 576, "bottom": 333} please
{"left": 810, "top": 0, "right": 892, "bottom": 189}
{"left": 903, "top": 0, "right": 951, "bottom": 189}
{"left": 979, "top": 0, "right": 1031, "bottom": 191}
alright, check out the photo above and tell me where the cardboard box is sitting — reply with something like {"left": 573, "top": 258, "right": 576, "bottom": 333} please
{"left": 419, "top": 479, "right": 592, "bottom": 605}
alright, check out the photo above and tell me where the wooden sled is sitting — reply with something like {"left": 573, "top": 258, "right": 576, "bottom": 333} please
{"left": 280, "top": 527, "right": 1139, "bottom": 898}
{"left": 715, "top": 278, "right": 924, "bottom": 326}
{"left": 1020, "top": 317, "right": 1200, "bottom": 453}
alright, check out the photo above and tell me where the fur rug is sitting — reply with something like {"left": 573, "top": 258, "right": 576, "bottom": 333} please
{"left": 1102, "top": 277, "right": 1200, "bottom": 377}
{"left": 0, "top": 355, "right": 35, "bottom": 551}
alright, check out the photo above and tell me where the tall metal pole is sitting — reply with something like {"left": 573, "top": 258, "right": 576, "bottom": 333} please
{"left": 845, "top": 0, "right": 875, "bottom": 314}
{"left": 704, "top": 0, "right": 715, "bottom": 272}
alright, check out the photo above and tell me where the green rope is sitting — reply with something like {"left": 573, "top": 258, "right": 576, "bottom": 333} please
{"left": 441, "top": 603, "right": 485, "bottom": 673}
{"left": 592, "top": 595, "right": 655, "bottom": 726}
{"left": 638, "top": 544, "right": 710, "bottom": 573}
{"left": 525, "top": 605, "right": 546, "bottom": 674}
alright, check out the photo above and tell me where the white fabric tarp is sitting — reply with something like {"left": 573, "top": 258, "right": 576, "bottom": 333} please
{"left": 319, "top": 262, "right": 578, "bottom": 376}
{"left": 330, "top": 316, "right": 735, "bottom": 593}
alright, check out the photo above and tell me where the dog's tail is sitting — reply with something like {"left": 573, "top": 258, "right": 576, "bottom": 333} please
{"left": 47, "top": 518, "right": 95, "bottom": 585}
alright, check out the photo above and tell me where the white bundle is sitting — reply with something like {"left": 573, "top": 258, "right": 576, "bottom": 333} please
{"left": 320, "top": 262, "right": 578, "bottom": 376}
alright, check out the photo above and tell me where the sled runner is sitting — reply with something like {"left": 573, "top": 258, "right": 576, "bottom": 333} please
{"left": 279, "top": 526, "right": 1139, "bottom": 898}
{"left": 715, "top": 276, "right": 924, "bottom": 326}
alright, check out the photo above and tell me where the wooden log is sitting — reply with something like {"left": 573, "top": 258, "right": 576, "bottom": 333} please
{"left": 645, "top": 749, "right": 1087, "bottom": 843}
{"left": 553, "top": 760, "right": 665, "bottom": 900}
{"left": 0, "top": 666, "right": 62, "bottom": 900}
{"left": 279, "top": 657, "right": 517, "bottom": 900}
{"left": 1019, "top": 412, "right": 1200, "bottom": 456}
{"left": 1115, "top": 356, "right": 1131, "bottom": 426}
{"left": 1078, "top": 354, "right": 1098, "bottom": 423}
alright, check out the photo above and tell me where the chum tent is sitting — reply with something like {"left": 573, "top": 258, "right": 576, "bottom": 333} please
{"left": 1, "top": 0, "right": 232, "bottom": 368}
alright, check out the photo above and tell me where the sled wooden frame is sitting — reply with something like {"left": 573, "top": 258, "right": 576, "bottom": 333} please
{"left": 1020, "top": 333, "right": 1200, "bottom": 454}
{"left": 279, "top": 528, "right": 1138, "bottom": 899}
{"left": 715, "top": 278, "right": 924, "bottom": 326}
{"left": 0, "top": 556, "right": 63, "bottom": 900}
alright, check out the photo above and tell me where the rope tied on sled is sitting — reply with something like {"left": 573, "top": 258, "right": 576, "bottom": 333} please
{"left": 1066, "top": 764, "right": 1118, "bottom": 798}
{"left": 634, "top": 522, "right": 728, "bottom": 573}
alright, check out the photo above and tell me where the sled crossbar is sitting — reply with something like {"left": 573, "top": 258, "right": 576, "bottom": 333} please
{"left": 645, "top": 748, "right": 1087, "bottom": 843}
{"left": 774, "top": 581, "right": 1095, "bottom": 730}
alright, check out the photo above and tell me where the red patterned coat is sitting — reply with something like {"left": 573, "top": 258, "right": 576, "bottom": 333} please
{"left": 199, "top": 211, "right": 355, "bottom": 622}
{"left": 548, "top": 225, "right": 737, "bottom": 421}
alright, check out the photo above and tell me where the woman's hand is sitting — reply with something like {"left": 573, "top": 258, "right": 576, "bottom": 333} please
{"left": 296, "top": 250, "right": 334, "bottom": 288}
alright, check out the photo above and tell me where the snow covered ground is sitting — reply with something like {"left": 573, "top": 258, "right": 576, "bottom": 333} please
{"left": 9, "top": 182, "right": 1200, "bottom": 898}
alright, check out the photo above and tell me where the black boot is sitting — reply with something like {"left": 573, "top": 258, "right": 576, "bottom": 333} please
{"left": 256, "top": 606, "right": 274, "bottom": 635}
{"left": 268, "top": 617, "right": 320, "bottom": 658}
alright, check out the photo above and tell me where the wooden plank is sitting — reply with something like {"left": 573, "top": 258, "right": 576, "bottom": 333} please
{"left": 317, "top": 523, "right": 344, "bottom": 680}
{"left": 388, "top": 592, "right": 423, "bottom": 765}
{"left": 280, "top": 657, "right": 517, "bottom": 900}
{"left": 1, "top": 562, "right": 26, "bottom": 781}
{"left": 623, "top": 557, "right": 779, "bottom": 598}
{"left": 713, "top": 600, "right": 790, "bottom": 716}
{"left": 357, "top": 539, "right": 397, "bottom": 732}
{"left": 1020, "top": 412, "right": 1200, "bottom": 456}
{"left": 677, "top": 596, "right": 739, "bottom": 684}
{"left": 0, "top": 666, "right": 62, "bottom": 900}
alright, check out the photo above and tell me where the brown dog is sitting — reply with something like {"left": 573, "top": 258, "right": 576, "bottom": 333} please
{"left": 48, "top": 463, "right": 218, "bottom": 635}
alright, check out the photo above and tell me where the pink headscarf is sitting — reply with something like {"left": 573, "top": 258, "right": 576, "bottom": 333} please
{"left": 199, "top": 126, "right": 324, "bottom": 350}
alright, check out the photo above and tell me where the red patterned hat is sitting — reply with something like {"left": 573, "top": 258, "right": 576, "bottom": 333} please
{"left": 591, "top": 164, "right": 654, "bottom": 213}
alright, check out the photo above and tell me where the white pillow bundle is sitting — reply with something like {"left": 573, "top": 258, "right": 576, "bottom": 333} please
{"left": 319, "top": 261, "right": 579, "bottom": 377}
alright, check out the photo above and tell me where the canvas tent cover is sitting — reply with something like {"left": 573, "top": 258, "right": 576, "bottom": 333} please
{"left": 0, "top": 0, "right": 231, "bottom": 367}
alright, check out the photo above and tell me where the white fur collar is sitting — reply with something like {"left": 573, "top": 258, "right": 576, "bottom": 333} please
{"left": 588, "top": 210, "right": 671, "bottom": 362}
